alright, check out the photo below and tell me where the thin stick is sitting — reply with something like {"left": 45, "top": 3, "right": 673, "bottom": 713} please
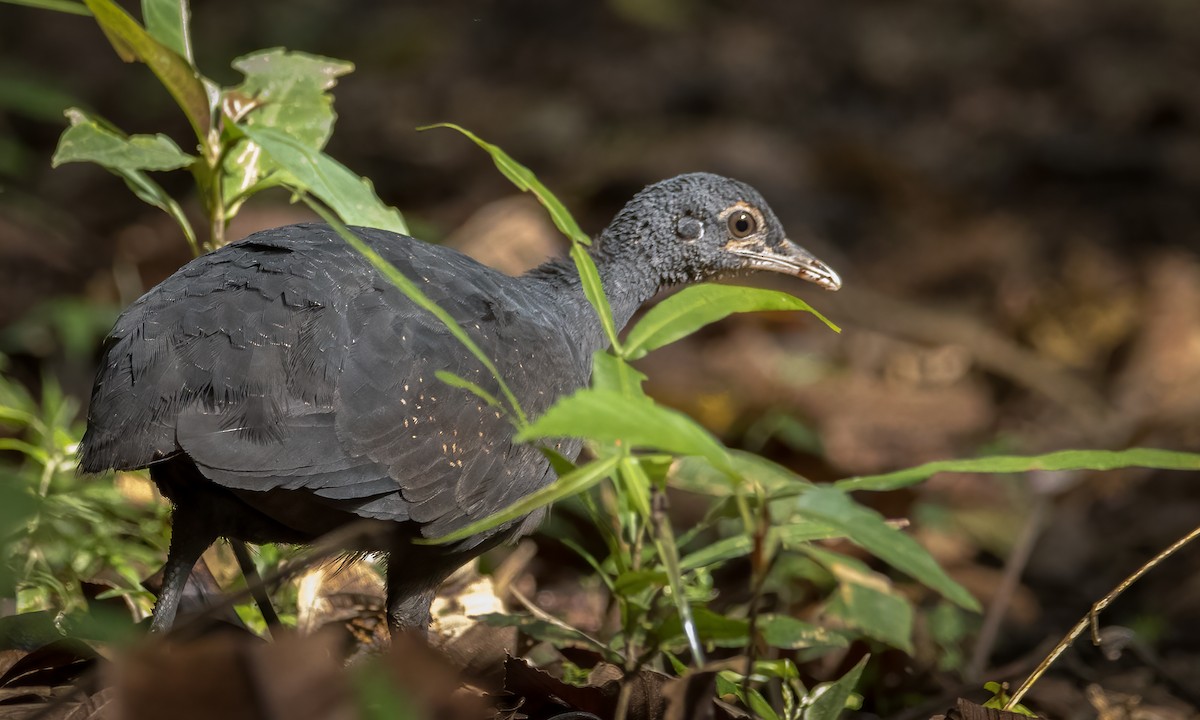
{"left": 1005, "top": 523, "right": 1200, "bottom": 709}
{"left": 231, "top": 540, "right": 283, "bottom": 630}
{"left": 967, "top": 493, "right": 1049, "bottom": 682}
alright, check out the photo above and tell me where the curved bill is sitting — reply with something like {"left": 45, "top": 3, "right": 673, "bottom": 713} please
{"left": 732, "top": 239, "right": 842, "bottom": 291}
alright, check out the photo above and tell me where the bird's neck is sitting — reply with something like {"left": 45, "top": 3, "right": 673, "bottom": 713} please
{"left": 525, "top": 237, "right": 666, "bottom": 355}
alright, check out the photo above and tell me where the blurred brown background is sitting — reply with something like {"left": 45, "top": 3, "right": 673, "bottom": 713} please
{"left": 2, "top": 0, "right": 1200, "bottom": 711}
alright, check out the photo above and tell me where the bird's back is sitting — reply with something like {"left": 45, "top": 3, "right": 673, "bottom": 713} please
{"left": 80, "top": 224, "right": 588, "bottom": 542}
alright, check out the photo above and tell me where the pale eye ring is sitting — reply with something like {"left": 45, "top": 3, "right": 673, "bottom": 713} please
{"left": 728, "top": 210, "right": 757, "bottom": 238}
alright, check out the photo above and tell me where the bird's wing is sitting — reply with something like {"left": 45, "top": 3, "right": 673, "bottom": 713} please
{"left": 330, "top": 232, "right": 587, "bottom": 541}
{"left": 79, "top": 227, "right": 365, "bottom": 472}
{"left": 82, "top": 225, "right": 586, "bottom": 546}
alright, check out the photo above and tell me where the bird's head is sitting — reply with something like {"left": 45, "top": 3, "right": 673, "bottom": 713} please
{"left": 599, "top": 172, "right": 841, "bottom": 291}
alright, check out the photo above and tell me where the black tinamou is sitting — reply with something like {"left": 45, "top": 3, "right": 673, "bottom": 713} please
{"left": 78, "top": 173, "right": 841, "bottom": 633}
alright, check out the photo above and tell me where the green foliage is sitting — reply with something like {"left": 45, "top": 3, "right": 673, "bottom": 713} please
{"left": 40, "top": 0, "right": 404, "bottom": 251}
{"left": 13, "top": 1, "right": 1200, "bottom": 716}
{"left": 0, "top": 355, "right": 170, "bottom": 617}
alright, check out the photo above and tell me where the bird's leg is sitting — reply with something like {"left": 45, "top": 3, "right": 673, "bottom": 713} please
{"left": 231, "top": 540, "right": 282, "bottom": 630}
{"left": 385, "top": 544, "right": 457, "bottom": 637}
{"left": 386, "top": 584, "right": 438, "bottom": 637}
{"left": 149, "top": 508, "right": 217, "bottom": 633}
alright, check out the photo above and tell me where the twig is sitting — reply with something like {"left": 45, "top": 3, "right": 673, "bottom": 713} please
{"left": 966, "top": 490, "right": 1050, "bottom": 682}
{"left": 231, "top": 540, "right": 282, "bottom": 631}
{"left": 508, "top": 585, "right": 616, "bottom": 660}
{"left": 1005, "top": 523, "right": 1200, "bottom": 709}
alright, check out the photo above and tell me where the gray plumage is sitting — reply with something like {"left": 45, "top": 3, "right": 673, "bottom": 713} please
{"left": 78, "top": 173, "right": 840, "bottom": 633}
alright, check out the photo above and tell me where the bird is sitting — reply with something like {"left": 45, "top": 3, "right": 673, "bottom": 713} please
{"left": 78, "top": 172, "right": 841, "bottom": 634}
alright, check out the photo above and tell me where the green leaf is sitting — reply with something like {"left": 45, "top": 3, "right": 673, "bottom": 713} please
{"left": 226, "top": 50, "right": 354, "bottom": 150}
{"left": 838, "top": 448, "right": 1200, "bottom": 492}
{"left": 81, "top": 0, "right": 211, "bottom": 142}
{"left": 680, "top": 535, "right": 751, "bottom": 570}
{"left": 141, "top": 0, "right": 191, "bottom": 62}
{"left": 802, "top": 656, "right": 867, "bottom": 720}
{"left": 624, "top": 284, "right": 840, "bottom": 360}
{"left": 418, "top": 455, "right": 619, "bottom": 544}
{"left": 52, "top": 109, "right": 198, "bottom": 253}
{"left": 434, "top": 370, "right": 502, "bottom": 411}
{"left": 761, "top": 614, "right": 848, "bottom": 651}
{"left": 54, "top": 109, "right": 194, "bottom": 171}
{"left": 613, "top": 569, "right": 668, "bottom": 595}
{"left": 569, "top": 243, "right": 621, "bottom": 351}
{"left": 243, "top": 124, "right": 407, "bottom": 234}
{"left": 420, "top": 123, "right": 589, "bottom": 245}
{"left": 590, "top": 351, "right": 647, "bottom": 398}
{"left": 518, "top": 388, "right": 733, "bottom": 473}
{"left": 669, "top": 452, "right": 811, "bottom": 497}
{"left": 3, "top": 0, "right": 90, "bottom": 14}
{"left": 796, "top": 486, "right": 978, "bottom": 611}
{"left": 420, "top": 124, "right": 622, "bottom": 350}
{"left": 806, "top": 547, "right": 914, "bottom": 652}
{"left": 222, "top": 50, "right": 355, "bottom": 215}
{"left": 774, "top": 520, "right": 842, "bottom": 547}
{"left": 659, "top": 606, "right": 748, "bottom": 648}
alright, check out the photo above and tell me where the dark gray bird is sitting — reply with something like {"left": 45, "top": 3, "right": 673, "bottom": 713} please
{"left": 78, "top": 173, "right": 841, "bottom": 634}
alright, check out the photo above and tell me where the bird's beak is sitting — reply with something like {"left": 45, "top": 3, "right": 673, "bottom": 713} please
{"left": 731, "top": 238, "right": 842, "bottom": 291}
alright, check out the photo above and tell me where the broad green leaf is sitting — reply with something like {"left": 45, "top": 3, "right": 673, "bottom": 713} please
{"left": 796, "top": 486, "right": 978, "bottom": 611}
{"left": 303, "top": 200, "right": 516, "bottom": 422}
{"left": 519, "top": 388, "right": 733, "bottom": 473}
{"left": 418, "top": 455, "right": 619, "bottom": 545}
{"left": 53, "top": 109, "right": 194, "bottom": 171}
{"left": 760, "top": 614, "right": 847, "bottom": 651}
{"left": 52, "top": 109, "right": 198, "bottom": 253}
{"left": 82, "top": 0, "right": 211, "bottom": 142}
{"left": 222, "top": 50, "right": 354, "bottom": 215}
{"left": 838, "top": 448, "right": 1200, "bottom": 492}
{"left": 590, "top": 351, "right": 647, "bottom": 398}
{"left": 807, "top": 547, "right": 914, "bottom": 652}
{"left": 420, "top": 123, "right": 589, "bottom": 245}
{"left": 141, "top": 0, "right": 190, "bottom": 62}
{"left": 803, "top": 656, "right": 867, "bottom": 720}
{"left": 228, "top": 50, "right": 353, "bottom": 152}
{"left": 624, "top": 284, "right": 840, "bottom": 360}
{"left": 244, "top": 124, "right": 407, "bottom": 234}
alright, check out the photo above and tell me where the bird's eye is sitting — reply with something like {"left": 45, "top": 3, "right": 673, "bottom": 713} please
{"left": 728, "top": 210, "right": 757, "bottom": 238}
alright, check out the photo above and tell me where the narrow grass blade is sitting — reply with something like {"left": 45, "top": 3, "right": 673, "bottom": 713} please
{"left": 838, "top": 448, "right": 1200, "bottom": 492}
{"left": 419, "top": 455, "right": 621, "bottom": 544}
